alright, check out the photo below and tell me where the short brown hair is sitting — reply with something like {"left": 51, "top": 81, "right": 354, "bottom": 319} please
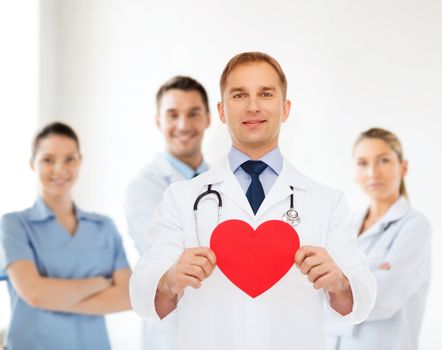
{"left": 219, "top": 52, "right": 288, "bottom": 99}
{"left": 156, "top": 76, "right": 209, "bottom": 114}
{"left": 354, "top": 127, "right": 408, "bottom": 198}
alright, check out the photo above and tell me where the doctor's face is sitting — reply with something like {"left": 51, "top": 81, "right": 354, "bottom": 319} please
{"left": 156, "top": 89, "right": 210, "bottom": 162}
{"left": 354, "top": 138, "right": 407, "bottom": 202}
{"left": 217, "top": 62, "right": 291, "bottom": 156}
{"left": 31, "top": 135, "right": 81, "bottom": 199}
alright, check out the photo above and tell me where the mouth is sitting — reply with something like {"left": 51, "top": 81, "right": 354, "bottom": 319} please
{"left": 242, "top": 119, "right": 267, "bottom": 127}
{"left": 173, "top": 133, "right": 196, "bottom": 143}
{"left": 50, "top": 178, "right": 70, "bottom": 186}
{"left": 367, "top": 183, "right": 383, "bottom": 189}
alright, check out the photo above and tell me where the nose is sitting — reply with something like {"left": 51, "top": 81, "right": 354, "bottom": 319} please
{"left": 176, "top": 115, "right": 191, "bottom": 131}
{"left": 246, "top": 96, "right": 260, "bottom": 113}
{"left": 53, "top": 161, "right": 66, "bottom": 174}
{"left": 367, "top": 163, "right": 380, "bottom": 177}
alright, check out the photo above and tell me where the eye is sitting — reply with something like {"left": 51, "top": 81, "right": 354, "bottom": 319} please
{"left": 42, "top": 157, "right": 54, "bottom": 164}
{"left": 66, "top": 156, "right": 76, "bottom": 163}
{"left": 380, "top": 158, "right": 390, "bottom": 164}
{"left": 188, "top": 111, "right": 201, "bottom": 118}
{"left": 167, "top": 113, "right": 178, "bottom": 120}
{"left": 261, "top": 92, "right": 273, "bottom": 97}
{"left": 357, "top": 160, "right": 367, "bottom": 167}
{"left": 233, "top": 93, "right": 246, "bottom": 99}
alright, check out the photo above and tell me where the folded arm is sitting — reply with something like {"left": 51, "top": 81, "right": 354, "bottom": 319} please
{"left": 7, "top": 260, "right": 111, "bottom": 311}
{"left": 66, "top": 268, "right": 132, "bottom": 315}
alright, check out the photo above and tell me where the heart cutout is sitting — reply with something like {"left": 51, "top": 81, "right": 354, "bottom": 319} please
{"left": 210, "top": 219, "right": 300, "bottom": 298}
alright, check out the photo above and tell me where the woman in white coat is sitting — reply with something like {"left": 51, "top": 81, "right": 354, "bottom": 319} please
{"left": 326, "top": 128, "right": 432, "bottom": 350}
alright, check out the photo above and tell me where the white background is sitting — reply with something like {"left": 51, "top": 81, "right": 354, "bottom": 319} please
{"left": 1, "top": 0, "right": 441, "bottom": 349}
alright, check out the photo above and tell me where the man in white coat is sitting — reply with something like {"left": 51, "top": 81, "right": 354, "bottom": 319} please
{"left": 130, "top": 52, "right": 376, "bottom": 350}
{"left": 125, "top": 76, "right": 211, "bottom": 349}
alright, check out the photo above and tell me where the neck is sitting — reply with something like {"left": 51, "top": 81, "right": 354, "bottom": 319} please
{"left": 171, "top": 151, "right": 203, "bottom": 170}
{"left": 367, "top": 194, "right": 400, "bottom": 221}
{"left": 233, "top": 142, "right": 278, "bottom": 160}
{"left": 41, "top": 192, "right": 74, "bottom": 217}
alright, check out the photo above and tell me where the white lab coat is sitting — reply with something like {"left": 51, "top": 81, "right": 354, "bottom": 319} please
{"left": 125, "top": 154, "right": 185, "bottom": 350}
{"left": 130, "top": 156, "right": 376, "bottom": 350}
{"left": 326, "top": 197, "right": 432, "bottom": 350}
{"left": 126, "top": 154, "right": 187, "bottom": 253}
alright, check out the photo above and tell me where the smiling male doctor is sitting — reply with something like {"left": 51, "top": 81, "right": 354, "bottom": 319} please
{"left": 130, "top": 52, "right": 376, "bottom": 350}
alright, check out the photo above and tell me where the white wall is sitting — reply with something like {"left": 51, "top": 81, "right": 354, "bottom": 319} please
{"left": 0, "top": 0, "right": 39, "bottom": 336}
{"left": 2, "top": 0, "right": 441, "bottom": 348}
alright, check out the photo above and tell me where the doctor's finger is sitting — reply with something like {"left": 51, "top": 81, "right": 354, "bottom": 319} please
{"left": 185, "top": 264, "right": 207, "bottom": 281}
{"left": 181, "top": 274, "right": 202, "bottom": 289}
{"left": 299, "top": 255, "right": 326, "bottom": 275}
{"left": 190, "top": 257, "right": 214, "bottom": 277}
{"left": 306, "top": 264, "right": 330, "bottom": 284}
{"left": 295, "top": 246, "right": 316, "bottom": 264}
{"left": 196, "top": 249, "right": 217, "bottom": 267}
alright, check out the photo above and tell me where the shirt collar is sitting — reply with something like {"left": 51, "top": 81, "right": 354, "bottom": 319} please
{"left": 357, "top": 196, "right": 411, "bottom": 237}
{"left": 228, "top": 146, "right": 282, "bottom": 175}
{"left": 161, "top": 152, "right": 208, "bottom": 180}
{"left": 26, "top": 197, "right": 94, "bottom": 222}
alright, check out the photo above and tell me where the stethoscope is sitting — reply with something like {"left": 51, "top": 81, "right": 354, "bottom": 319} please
{"left": 193, "top": 184, "right": 301, "bottom": 245}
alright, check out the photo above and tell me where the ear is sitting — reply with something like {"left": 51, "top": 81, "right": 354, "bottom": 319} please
{"left": 29, "top": 159, "right": 35, "bottom": 171}
{"left": 217, "top": 102, "right": 227, "bottom": 124}
{"left": 401, "top": 159, "right": 408, "bottom": 178}
{"left": 205, "top": 112, "right": 211, "bottom": 129}
{"left": 281, "top": 99, "right": 291, "bottom": 123}
{"left": 155, "top": 115, "right": 161, "bottom": 130}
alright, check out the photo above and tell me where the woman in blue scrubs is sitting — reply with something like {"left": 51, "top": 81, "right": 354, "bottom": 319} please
{"left": 0, "top": 122, "right": 132, "bottom": 350}
{"left": 326, "top": 128, "right": 432, "bottom": 350}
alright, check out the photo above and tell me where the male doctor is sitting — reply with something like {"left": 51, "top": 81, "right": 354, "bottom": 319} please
{"left": 130, "top": 52, "right": 376, "bottom": 350}
{"left": 125, "top": 76, "right": 210, "bottom": 349}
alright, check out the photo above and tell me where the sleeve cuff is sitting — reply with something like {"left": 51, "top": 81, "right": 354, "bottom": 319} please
{"left": 324, "top": 268, "right": 377, "bottom": 325}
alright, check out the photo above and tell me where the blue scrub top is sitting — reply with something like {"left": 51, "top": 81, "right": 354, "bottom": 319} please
{"left": 0, "top": 198, "right": 130, "bottom": 350}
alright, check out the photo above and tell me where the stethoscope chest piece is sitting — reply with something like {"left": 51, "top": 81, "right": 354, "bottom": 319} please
{"left": 282, "top": 208, "right": 301, "bottom": 227}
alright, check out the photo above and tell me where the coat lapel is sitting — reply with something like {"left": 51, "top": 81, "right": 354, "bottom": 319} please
{"left": 204, "top": 157, "right": 309, "bottom": 221}
{"left": 204, "top": 156, "right": 253, "bottom": 217}
{"left": 153, "top": 154, "right": 185, "bottom": 184}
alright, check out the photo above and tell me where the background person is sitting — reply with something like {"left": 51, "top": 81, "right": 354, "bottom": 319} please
{"left": 125, "top": 76, "right": 211, "bottom": 349}
{"left": 326, "top": 127, "right": 432, "bottom": 350}
{"left": 0, "top": 122, "right": 131, "bottom": 350}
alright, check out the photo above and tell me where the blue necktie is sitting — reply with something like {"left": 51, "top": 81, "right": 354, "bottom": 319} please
{"left": 241, "top": 160, "right": 268, "bottom": 214}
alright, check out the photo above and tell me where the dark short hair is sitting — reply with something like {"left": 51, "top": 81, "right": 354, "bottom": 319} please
{"left": 155, "top": 76, "right": 210, "bottom": 114}
{"left": 32, "top": 122, "right": 80, "bottom": 160}
{"left": 220, "top": 52, "right": 288, "bottom": 99}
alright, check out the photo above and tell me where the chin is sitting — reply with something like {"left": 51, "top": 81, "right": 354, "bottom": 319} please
{"left": 45, "top": 185, "right": 72, "bottom": 197}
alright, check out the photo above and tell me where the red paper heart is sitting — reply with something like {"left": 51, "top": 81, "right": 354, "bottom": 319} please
{"left": 210, "top": 219, "right": 300, "bottom": 298}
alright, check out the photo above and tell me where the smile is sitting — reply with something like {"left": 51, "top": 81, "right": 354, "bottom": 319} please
{"left": 242, "top": 119, "right": 267, "bottom": 126}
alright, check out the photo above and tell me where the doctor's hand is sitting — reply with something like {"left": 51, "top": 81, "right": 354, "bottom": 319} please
{"left": 158, "top": 247, "right": 217, "bottom": 299}
{"left": 295, "top": 245, "right": 353, "bottom": 315}
{"left": 155, "top": 247, "right": 216, "bottom": 319}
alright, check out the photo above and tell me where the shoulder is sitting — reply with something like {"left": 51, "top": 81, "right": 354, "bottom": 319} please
{"left": 127, "top": 159, "right": 172, "bottom": 193}
{"left": 283, "top": 160, "right": 343, "bottom": 199}
{"left": 400, "top": 206, "right": 432, "bottom": 236}
{"left": 1, "top": 210, "right": 28, "bottom": 228}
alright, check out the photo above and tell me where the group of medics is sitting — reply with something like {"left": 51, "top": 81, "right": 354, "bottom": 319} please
{"left": 0, "top": 51, "right": 432, "bottom": 350}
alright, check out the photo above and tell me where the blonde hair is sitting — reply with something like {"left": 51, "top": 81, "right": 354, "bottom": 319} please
{"left": 219, "top": 51, "right": 287, "bottom": 99}
{"left": 354, "top": 127, "right": 408, "bottom": 198}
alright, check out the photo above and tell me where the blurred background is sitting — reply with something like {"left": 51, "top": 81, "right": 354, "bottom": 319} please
{"left": 1, "top": 0, "right": 441, "bottom": 348}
